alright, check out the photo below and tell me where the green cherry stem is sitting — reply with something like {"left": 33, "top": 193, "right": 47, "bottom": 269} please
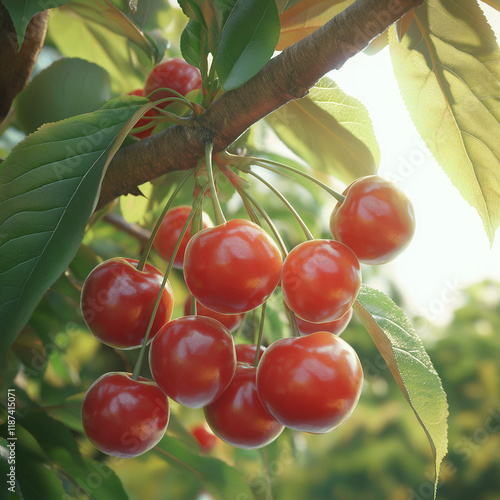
{"left": 253, "top": 302, "right": 267, "bottom": 368}
{"left": 222, "top": 152, "right": 346, "bottom": 204}
{"left": 136, "top": 169, "right": 194, "bottom": 272}
{"left": 132, "top": 186, "right": 208, "bottom": 380}
{"left": 235, "top": 185, "right": 288, "bottom": 257}
{"left": 205, "top": 142, "right": 226, "bottom": 225}
{"left": 254, "top": 159, "right": 345, "bottom": 204}
{"left": 283, "top": 304, "right": 300, "bottom": 338}
{"left": 249, "top": 170, "right": 315, "bottom": 241}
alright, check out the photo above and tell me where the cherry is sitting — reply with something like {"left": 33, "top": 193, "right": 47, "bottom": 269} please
{"left": 191, "top": 425, "right": 218, "bottom": 453}
{"left": 184, "top": 219, "right": 282, "bottom": 314}
{"left": 204, "top": 364, "right": 284, "bottom": 449}
{"left": 128, "top": 88, "right": 156, "bottom": 139}
{"left": 154, "top": 205, "right": 213, "bottom": 269}
{"left": 144, "top": 58, "right": 202, "bottom": 109}
{"left": 82, "top": 372, "right": 169, "bottom": 458}
{"left": 329, "top": 175, "right": 416, "bottom": 264}
{"left": 281, "top": 239, "right": 361, "bottom": 323}
{"left": 256, "top": 332, "right": 363, "bottom": 433}
{"left": 183, "top": 294, "right": 245, "bottom": 333}
{"left": 295, "top": 308, "right": 353, "bottom": 336}
{"left": 149, "top": 316, "right": 236, "bottom": 408}
{"left": 235, "top": 344, "right": 266, "bottom": 365}
{"left": 80, "top": 258, "right": 174, "bottom": 349}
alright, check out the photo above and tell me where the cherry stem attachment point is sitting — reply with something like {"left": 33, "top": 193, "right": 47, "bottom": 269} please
{"left": 205, "top": 142, "right": 226, "bottom": 226}
{"left": 132, "top": 186, "right": 208, "bottom": 381}
{"left": 136, "top": 169, "right": 194, "bottom": 272}
{"left": 254, "top": 302, "right": 267, "bottom": 368}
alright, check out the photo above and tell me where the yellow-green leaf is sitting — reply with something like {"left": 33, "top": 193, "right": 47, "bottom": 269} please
{"left": 354, "top": 284, "right": 449, "bottom": 499}
{"left": 266, "top": 76, "right": 379, "bottom": 184}
{"left": 276, "top": 0, "right": 354, "bottom": 50}
{"left": 389, "top": 0, "right": 500, "bottom": 243}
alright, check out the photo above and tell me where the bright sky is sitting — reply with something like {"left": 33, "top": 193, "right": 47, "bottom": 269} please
{"left": 331, "top": 5, "right": 500, "bottom": 324}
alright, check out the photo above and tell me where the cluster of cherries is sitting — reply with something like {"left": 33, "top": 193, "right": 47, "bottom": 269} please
{"left": 80, "top": 169, "right": 415, "bottom": 458}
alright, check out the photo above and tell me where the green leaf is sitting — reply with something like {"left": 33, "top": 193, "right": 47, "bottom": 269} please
{"left": 0, "top": 97, "right": 142, "bottom": 362}
{"left": 266, "top": 76, "right": 379, "bottom": 184}
{"left": 214, "top": 0, "right": 281, "bottom": 90}
{"left": 154, "top": 435, "right": 254, "bottom": 500}
{"left": 353, "top": 284, "right": 448, "bottom": 499}
{"left": 181, "top": 19, "right": 203, "bottom": 68}
{"left": 0, "top": 426, "right": 68, "bottom": 500}
{"left": 178, "top": 0, "right": 237, "bottom": 53}
{"left": 47, "top": 0, "right": 157, "bottom": 93}
{"left": 389, "top": 0, "right": 500, "bottom": 243}
{"left": 1, "top": 0, "right": 72, "bottom": 47}
{"left": 16, "top": 58, "right": 111, "bottom": 134}
{"left": 19, "top": 411, "right": 129, "bottom": 500}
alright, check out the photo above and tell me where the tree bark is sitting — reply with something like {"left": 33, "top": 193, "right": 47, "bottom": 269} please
{"left": 0, "top": 7, "right": 49, "bottom": 123}
{"left": 97, "top": 0, "right": 423, "bottom": 209}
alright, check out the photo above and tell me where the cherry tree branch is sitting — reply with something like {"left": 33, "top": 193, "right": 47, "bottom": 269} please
{"left": 97, "top": 0, "right": 423, "bottom": 209}
{"left": 0, "top": 7, "right": 49, "bottom": 123}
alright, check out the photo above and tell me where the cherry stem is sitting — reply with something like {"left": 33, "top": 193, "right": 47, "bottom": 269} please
{"left": 146, "top": 87, "right": 192, "bottom": 106}
{"left": 205, "top": 142, "right": 226, "bottom": 226}
{"left": 285, "top": 306, "right": 301, "bottom": 338}
{"left": 249, "top": 170, "right": 315, "bottom": 241}
{"left": 232, "top": 183, "right": 288, "bottom": 257}
{"left": 223, "top": 152, "right": 346, "bottom": 204}
{"left": 189, "top": 294, "right": 197, "bottom": 315}
{"left": 136, "top": 169, "right": 194, "bottom": 272}
{"left": 253, "top": 302, "right": 267, "bottom": 367}
{"left": 132, "top": 186, "right": 208, "bottom": 380}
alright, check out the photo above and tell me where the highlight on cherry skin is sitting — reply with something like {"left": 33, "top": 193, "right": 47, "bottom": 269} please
{"left": 154, "top": 205, "right": 213, "bottom": 269}
{"left": 329, "top": 175, "right": 416, "bottom": 265}
{"left": 149, "top": 315, "right": 236, "bottom": 408}
{"left": 183, "top": 218, "right": 283, "bottom": 315}
{"left": 80, "top": 257, "right": 174, "bottom": 349}
{"left": 82, "top": 372, "right": 169, "bottom": 458}
{"left": 281, "top": 239, "right": 361, "bottom": 324}
{"left": 256, "top": 331, "right": 363, "bottom": 434}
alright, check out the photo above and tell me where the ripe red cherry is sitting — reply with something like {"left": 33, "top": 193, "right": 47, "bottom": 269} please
{"left": 329, "top": 175, "right": 416, "bottom": 264}
{"left": 128, "top": 89, "right": 156, "bottom": 139}
{"left": 191, "top": 425, "right": 218, "bottom": 453}
{"left": 295, "top": 308, "right": 353, "bottom": 336}
{"left": 154, "top": 206, "right": 213, "bottom": 269}
{"left": 80, "top": 258, "right": 174, "bottom": 349}
{"left": 149, "top": 316, "right": 236, "bottom": 408}
{"left": 204, "top": 364, "right": 284, "bottom": 449}
{"left": 235, "top": 344, "right": 266, "bottom": 365}
{"left": 144, "top": 58, "right": 202, "bottom": 109}
{"left": 82, "top": 372, "right": 169, "bottom": 458}
{"left": 184, "top": 219, "right": 282, "bottom": 314}
{"left": 183, "top": 295, "right": 245, "bottom": 333}
{"left": 281, "top": 239, "right": 361, "bottom": 323}
{"left": 256, "top": 332, "right": 363, "bottom": 433}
